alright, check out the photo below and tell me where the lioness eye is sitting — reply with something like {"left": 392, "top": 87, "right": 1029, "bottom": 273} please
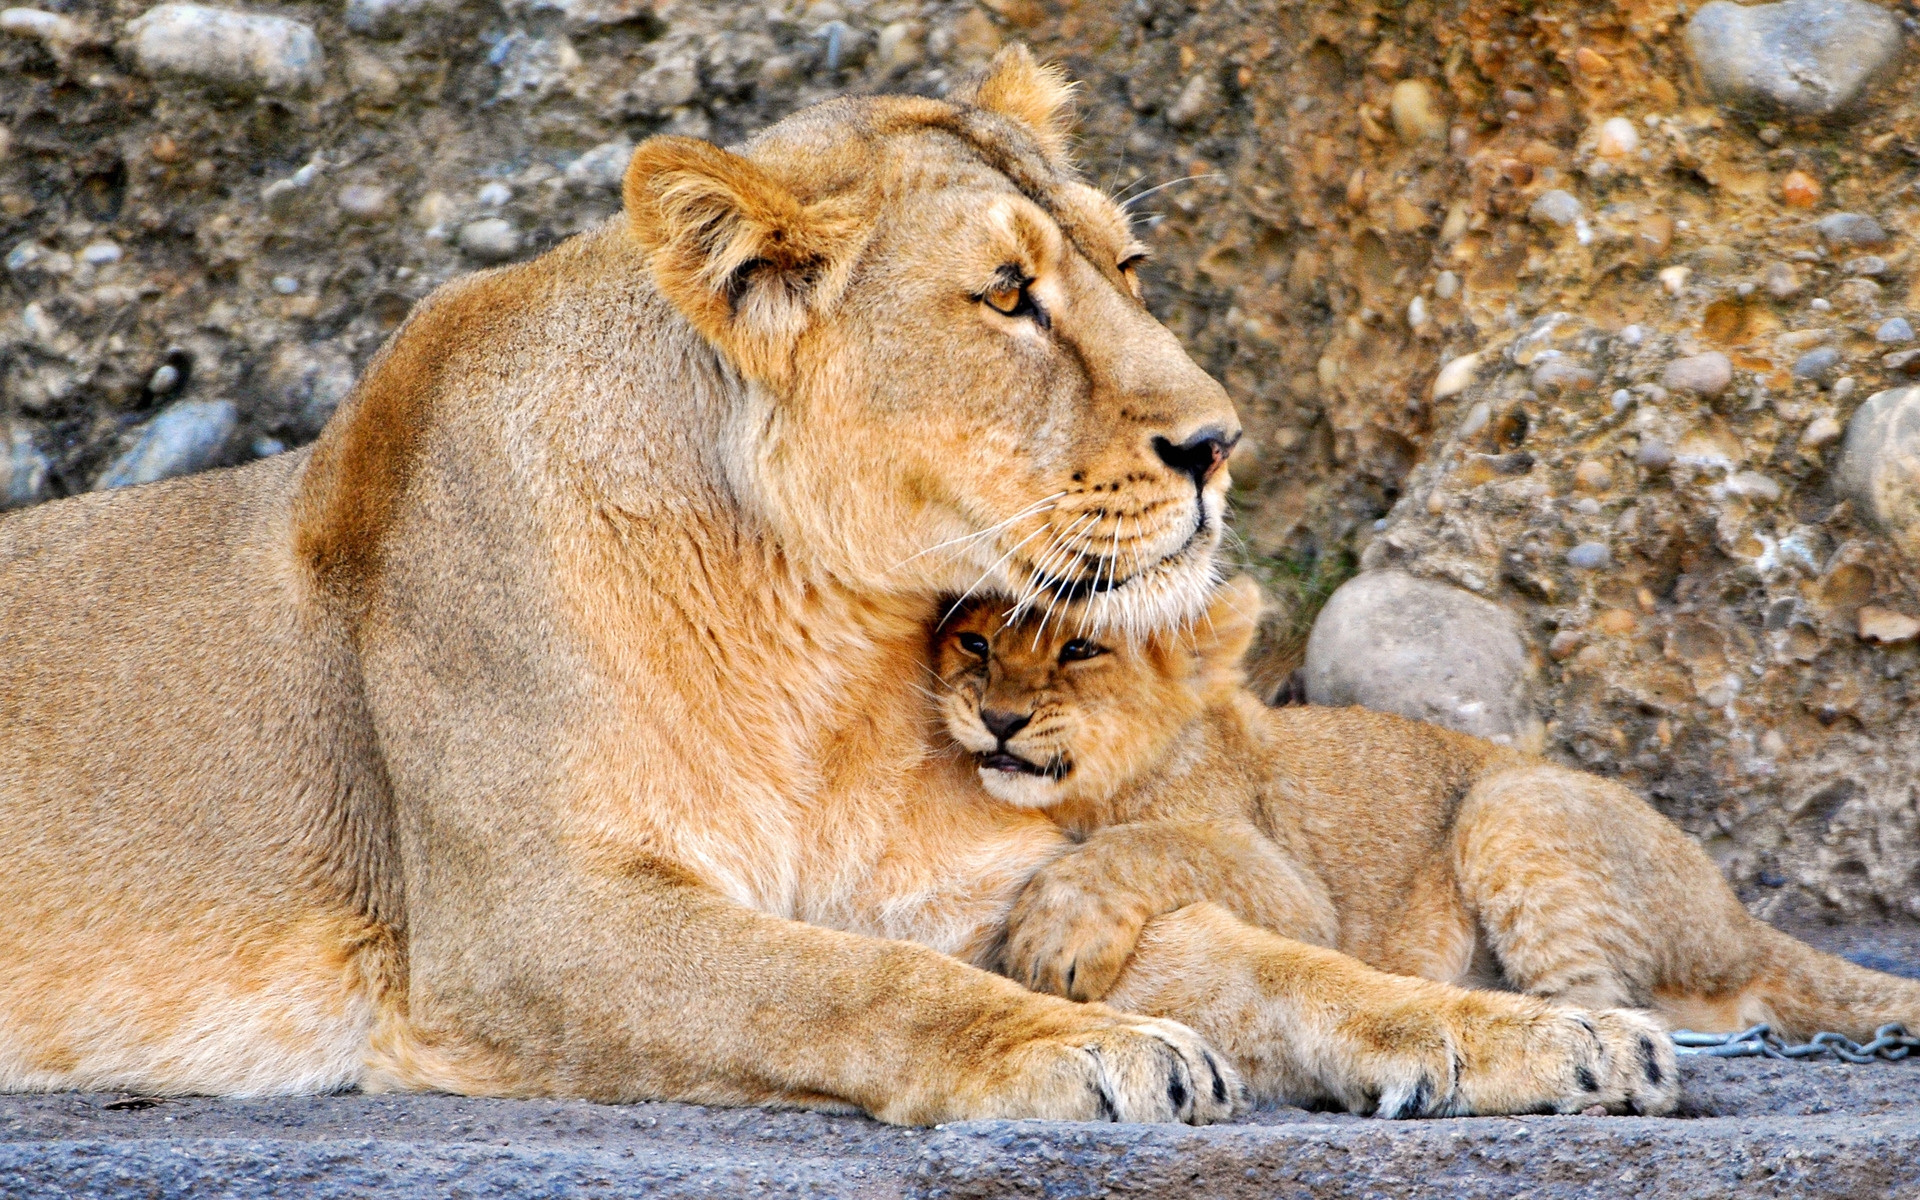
{"left": 958, "top": 632, "right": 990, "bottom": 657}
{"left": 977, "top": 268, "right": 1049, "bottom": 329}
{"left": 1059, "top": 638, "right": 1106, "bottom": 663}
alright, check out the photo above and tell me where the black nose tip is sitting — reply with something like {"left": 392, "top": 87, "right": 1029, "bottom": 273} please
{"left": 980, "top": 709, "right": 1031, "bottom": 742}
{"left": 1153, "top": 428, "right": 1238, "bottom": 490}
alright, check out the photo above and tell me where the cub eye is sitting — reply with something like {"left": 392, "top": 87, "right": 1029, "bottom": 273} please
{"left": 957, "top": 632, "right": 990, "bottom": 657}
{"left": 977, "top": 268, "right": 1050, "bottom": 329}
{"left": 1058, "top": 638, "right": 1107, "bottom": 664}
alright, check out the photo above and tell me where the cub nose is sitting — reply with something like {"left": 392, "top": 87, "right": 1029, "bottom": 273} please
{"left": 1152, "top": 428, "right": 1239, "bottom": 490}
{"left": 979, "top": 709, "right": 1031, "bottom": 742}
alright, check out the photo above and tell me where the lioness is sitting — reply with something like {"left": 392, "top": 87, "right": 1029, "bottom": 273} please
{"left": 3, "top": 49, "right": 1661, "bottom": 1122}
{"left": 933, "top": 577, "right": 1920, "bottom": 1056}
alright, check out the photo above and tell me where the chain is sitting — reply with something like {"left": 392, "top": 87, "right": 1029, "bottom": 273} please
{"left": 1671, "top": 1023, "right": 1920, "bottom": 1064}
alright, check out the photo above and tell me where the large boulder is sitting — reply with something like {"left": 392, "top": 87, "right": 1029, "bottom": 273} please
{"left": 1303, "top": 570, "right": 1543, "bottom": 749}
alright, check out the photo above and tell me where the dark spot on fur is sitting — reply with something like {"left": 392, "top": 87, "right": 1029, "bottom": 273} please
{"left": 1640, "top": 1035, "right": 1663, "bottom": 1086}
{"left": 1575, "top": 1065, "right": 1599, "bottom": 1092}
{"left": 1093, "top": 1079, "right": 1118, "bottom": 1122}
{"left": 1387, "top": 1076, "right": 1433, "bottom": 1119}
{"left": 1167, "top": 1071, "right": 1187, "bottom": 1113}
{"left": 1065, "top": 961, "right": 1077, "bottom": 993}
{"left": 1204, "top": 1052, "right": 1228, "bottom": 1105}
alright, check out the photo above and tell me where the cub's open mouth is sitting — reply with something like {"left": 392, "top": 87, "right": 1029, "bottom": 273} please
{"left": 979, "top": 753, "right": 1071, "bottom": 780}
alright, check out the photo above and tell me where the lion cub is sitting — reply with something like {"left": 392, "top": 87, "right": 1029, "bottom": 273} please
{"left": 934, "top": 578, "right": 1920, "bottom": 1044}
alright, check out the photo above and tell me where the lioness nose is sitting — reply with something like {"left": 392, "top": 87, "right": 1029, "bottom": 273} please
{"left": 980, "top": 709, "right": 1031, "bottom": 741}
{"left": 1153, "top": 428, "right": 1239, "bottom": 490}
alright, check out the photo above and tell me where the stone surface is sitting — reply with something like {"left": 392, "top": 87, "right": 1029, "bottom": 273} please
{"left": 1, "top": 419, "right": 49, "bottom": 508}
{"left": 94, "top": 399, "right": 236, "bottom": 490}
{"left": 458, "top": 217, "right": 521, "bottom": 261}
{"left": 1304, "top": 569, "right": 1541, "bottom": 748}
{"left": 1684, "top": 0, "right": 1902, "bottom": 118}
{"left": 1836, "top": 387, "right": 1920, "bottom": 558}
{"left": 124, "top": 4, "right": 323, "bottom": 95}
{"left": 1662, "top": 351, "right": 1734, "bottom": 397}
{"left": 3, "top": 913, "right": 1917, "bottom": 1199}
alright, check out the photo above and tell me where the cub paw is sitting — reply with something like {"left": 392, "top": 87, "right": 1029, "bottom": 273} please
{"left": 1004, "top": 1012, "right": 1245, "bottom": 1124}
{"left": 1332, "top": 994, "right": 1680, "bottom": 1118}
{"left": 1001, "top": 871, "right": 1151, "bottom": 1002}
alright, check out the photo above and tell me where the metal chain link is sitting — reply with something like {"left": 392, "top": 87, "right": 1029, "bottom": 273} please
{"left": 1672, "top": 1023, "right": 1920, "bottom": 1064}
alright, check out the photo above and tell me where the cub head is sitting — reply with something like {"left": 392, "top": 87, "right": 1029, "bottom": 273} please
{"left": 621, "top": 46, "right": 1240, "bottom": 634}
{"left": 932, "top": 576, "right": 1263, "bottom": 808}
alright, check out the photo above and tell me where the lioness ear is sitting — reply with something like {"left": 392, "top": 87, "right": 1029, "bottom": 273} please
{"left": 624, "top": 136, "right": 861, "bottom": 380}
{"left": 1194, "top": 576, "right": 1264, "bottom": 680}
{"left": 954, "top": 44, "right": 1076, "bottom": 161}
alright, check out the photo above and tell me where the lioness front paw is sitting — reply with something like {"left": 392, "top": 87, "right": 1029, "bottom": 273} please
{"left": 1332, "top": 994, "right": 1679, "bottom": 1118}
{"left": 987, "top": 1011, "right": 1245, "bottom": 1125}
{"left": 1001, "top": 872, "right": 1152, "bottom": 1002}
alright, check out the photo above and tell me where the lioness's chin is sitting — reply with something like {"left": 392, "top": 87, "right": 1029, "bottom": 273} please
{"left": 1076, "top": 534, "right": 1223, "bottom": 638}
{"left": 977, "top": 768, "right": 1067, "bottom": 809}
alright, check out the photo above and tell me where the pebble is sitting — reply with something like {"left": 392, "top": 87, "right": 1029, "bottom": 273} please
{"left": 1792, "top": 345, "right": 1842, "bottom": 381}
{"left": 476, "top": 181, "right": 513, "bottom": 208}
{"left": 1780, "top": 169, "right": 1822, "bottom": 208}
{"left": 458, "top": 217, "right": 520, "bottom": 261}
{"left": 1883, "top": 349, "right": 1920, "bottom": 373}
{"left": 78, "top": 240, "right": 121, "bottom": 266}
{"left": 1858, "top": 605, "right": 1920, "bottom": 643}
{"left": 1816, "top": 211, "right": 1888, "bottom": 248}
{"left": 1659, "top": 265, "right": 1691, "bottom": 296}
{"left": 126, "top": 4, "right": 324, "bottom": 95}
{"left": 270, "top": 275, "right": 300, "bottom": 294}
{"left": 1, "top": 420, "right": 51, "bottom": 509}
{"left": 1566, "top": 541, "right": 1612, "bottom": 570}
{"left": 1637, "top": 438, "right": 1675, "bottom": 469}
{"left": 1662, "top": 351, "right": 1734, "bottom": 397}
{"left": 1595, "top": 116, "right": 1639, "bottom": 157}
{"left": 564, "top": 140, "right": 632, "bottom": 192}
{"left": 1389, "top": 79, "right": 1447, "bottom": 142}
{"left": 336, "top": 184, "right": 394, "bottom": 221}
{"left": 1764, "top": 262, "right": 1803, "bottom": 298}
{"left": 95, "top": 399, "right": 237, "bottom": 490}
{"left": 1726, "top": 471, "right": 1783, "bottom": 502}
{"left": 1611, "top": 388, "right": 1633, "bottom": 413}
{"left": 1575, "top": 460, "right": 1613, "bottom": 490}
{"left": 1685, "top": 0, "right": 1902, "bottom": 118}
{"left": 1801, "top": 415, "right": 1844, "bottom": 448}
{"left": 265, "top": 342, "right": 355, "bottom": 437}
{"left": 1846, "top": 255, "right": 1888, "bottom": 277}
{"left": 1432, "top": 351, "right": 1482, "bottom": 400}
{"left": 147, "top": 362, "right": 180, "bottom": 394}
{"left": 1304, "top": 570, "right": 1542, "bottom": 746}
{"left": 1434, "top": 270, "right": 1460, "bottom": 300}
{"left": 1531, "top": 356, "right": 1597, "bottom": 394}
{"left": 1835, "top": 386, "right": 1920, "bottom": 557}
{"left": 1876, "top": 317, "right": 1913, "bottom": 344}
{"left": 1810, "top": 297, "right": 1833, "bottom": 313}
{"left": 0, "top": 7, "right": 96, "bottom": 58}
{"left": 1529, "top": 189, "right": 1582, "bottom": 227}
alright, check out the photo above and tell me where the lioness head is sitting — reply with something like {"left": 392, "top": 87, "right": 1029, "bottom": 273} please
{"left": 621, "top": 46, "right": 1241, "bottom": 634}
{"left": 932, "top": 576, "right": 1262, "bottom": 808}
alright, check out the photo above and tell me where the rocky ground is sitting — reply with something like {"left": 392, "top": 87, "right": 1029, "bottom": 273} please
{"left": 6, "top": 0, "right": 1919, "bottom": 921}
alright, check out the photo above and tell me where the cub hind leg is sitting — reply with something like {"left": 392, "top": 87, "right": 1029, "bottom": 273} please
{"left": 1452, "top": 763, "right": 1920, "bottom": 1042}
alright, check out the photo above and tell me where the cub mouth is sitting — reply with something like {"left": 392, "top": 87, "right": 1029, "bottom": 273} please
{"left": 980, "top": 752, "right": 1071, "bottom": 781}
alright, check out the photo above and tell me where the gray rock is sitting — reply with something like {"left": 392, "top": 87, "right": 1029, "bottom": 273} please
{"left": 266, "top": 343, "right": 356, "bottom": 438}
{"left": 344, "top": 0, "right": 458, "bottom": 38}
{"left": 1662, "top": 351, "right": 1734, "bottom": 397}
{"left": 1304, "top": 569, "right": 1542, "bottom": 748}
{"left": 458, "top": 218, "right": 520, "bottom": 261}
{"left": 1876, "top": 317, "right": 1914, "bottom": 344}
{"left": 565, "top": 140, "right": 633, "bottom": 192}
{"left": 1, "top": 420, "right": 51, "bottom": 509}
{"left": 1816, "top": 211, "right": 1889, "bottom": 247}
{"left": 1528, "top": 189, "right": 1583, "bottom": 227}
{"left": 336, "top": 184, "right": 394, "bottom": 221}
{"left": 1764, "top": 262, "right": 1803, "bottom": 298}
{"left": 125, "top": 4, "right": 324, "bottom": 95}
{"left": 1835, "top": 386, "right": 1920, "bottom": 558}
{"left": 1792, "top": 345, "right": 1843, "bottom": 380}
{"left": 1638, "top": 438, "right": 1675, "bottom": 469}
{"left": 1566, "top": 541, "right": 1612, "bottom": 569}
{"left": 95, "top": 399, "right": 237, "bottom": 490}
{"left": 1685, "top": 0, "right": 1902, "bottom": 118}
{"left": 1846, "top": 255, "right": 1889, "bottom": 277}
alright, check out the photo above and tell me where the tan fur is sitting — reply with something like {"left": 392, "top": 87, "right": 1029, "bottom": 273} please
{"left": 2, "top": 48, "right": 1768, "bottom": 1125}
{"left": 932, "top": 578, "right": 1920, "bottom": 1113}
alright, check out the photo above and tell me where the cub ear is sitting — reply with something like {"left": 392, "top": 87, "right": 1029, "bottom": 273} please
{"left": 953, "top": 44, "right": 1076, "bottom": 161}
{"left": 624, "top": 136, "right": 862, "bottom": 380}
{"left": 1194, "top": 576, "right": 1264, "bottom": 681}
